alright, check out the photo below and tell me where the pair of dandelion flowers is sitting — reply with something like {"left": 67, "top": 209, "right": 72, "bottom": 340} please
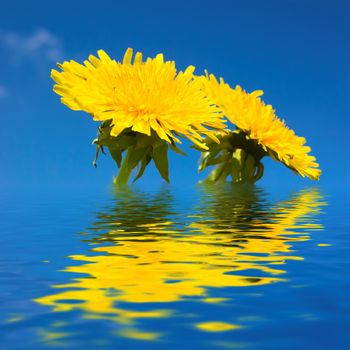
{"left": 52, "top": 48, "right": 321, "bottom": 184}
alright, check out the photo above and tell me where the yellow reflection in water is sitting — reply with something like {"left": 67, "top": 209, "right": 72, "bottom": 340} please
{"left": 195, "top": 321, "right": 242, "bottom": 332}
{"left": 35, "top": 185, "right": 325, "bottom": 340}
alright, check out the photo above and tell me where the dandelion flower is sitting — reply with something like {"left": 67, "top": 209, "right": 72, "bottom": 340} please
{"left": 199, "top": 73, "right": 321, "bottom": 183}
{"left": 51, "top": 49, "right": 226, "bottom": 184}
{"left": 51, "top": 48, "right": 225, "bottom": 149}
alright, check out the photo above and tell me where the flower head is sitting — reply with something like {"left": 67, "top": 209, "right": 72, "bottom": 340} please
{"left": 51, "top": 48, "right": 225, "bottom": 149}
{"left": 201, "top": 74, "right": 321, "bottom": 180}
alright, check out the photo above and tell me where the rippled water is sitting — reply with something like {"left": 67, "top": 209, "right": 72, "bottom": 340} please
{"left": 0, "top": 184, "right": 349, "bottom": 349}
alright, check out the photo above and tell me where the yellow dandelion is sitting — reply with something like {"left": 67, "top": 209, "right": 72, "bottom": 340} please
{"left": 200, "top": 73, "right": 321, "bottom": 182}
{"left": 51, "top": 48, "right": 225, "bottom": 149}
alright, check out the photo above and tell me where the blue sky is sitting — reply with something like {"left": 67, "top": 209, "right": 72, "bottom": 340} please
{"left": 0, "top": 0, "right": 349, "bottom": 191}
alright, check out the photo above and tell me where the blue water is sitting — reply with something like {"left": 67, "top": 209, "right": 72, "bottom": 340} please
{"left": 0, "top": 184, "right": 349, "bottom": 349}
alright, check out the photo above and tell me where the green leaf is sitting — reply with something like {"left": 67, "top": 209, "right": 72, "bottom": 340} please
{"left": 152, "top": 142, "right": 170, "bottom": 183}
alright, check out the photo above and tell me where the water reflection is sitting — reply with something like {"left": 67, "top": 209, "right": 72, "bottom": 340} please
{"left": 35, "top": 185, "right": 325, "bottom": 342}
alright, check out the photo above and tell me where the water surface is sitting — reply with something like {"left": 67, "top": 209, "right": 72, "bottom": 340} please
{"left": 0, "top": 184, "right": 348, "bottom": 349}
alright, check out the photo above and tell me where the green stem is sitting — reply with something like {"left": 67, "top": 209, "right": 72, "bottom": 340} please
{"left": 114, "top": 148, "right": 134, "bottom": 185}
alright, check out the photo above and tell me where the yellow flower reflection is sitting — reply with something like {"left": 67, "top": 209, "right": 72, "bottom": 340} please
{"left": 35, "top": 186, "right": 325, "bottom": 340}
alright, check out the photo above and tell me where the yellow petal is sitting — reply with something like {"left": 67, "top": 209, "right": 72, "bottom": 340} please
{"left": 123, "top": 48, "right": 133, "bottom": 64}
{"left": 134, "top": 52, "right": 143, "bottom": 64}
{"left": 97, "top": 50, "right": 111, "bottom": 62}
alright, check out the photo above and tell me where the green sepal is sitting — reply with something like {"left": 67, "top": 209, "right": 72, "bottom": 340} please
{"left": 133, "top": 154, "right": 152, "bottom": 183}
{"left": 205, "top": 152, "right": 230, "bottom": 167}
{"left": 115, "top": 145, "right": 150, "bottom": 185}
{"left": 129, "top": 146, "right": 150, "bottom": 167}
{"left": 108, "top": 143, "right": 122, "bottom": 168}
{"left": 94, "top": 122, "right": 113, "bottom": 147}
{"left": 116, "top": 135, "right": 137, "bottom": 150}
{"left": 242, "top": 153, "right": 256, "bottom": 181}
{"left": 199, "top": 148, "right": 223, "bottom": 172}
{"left": 92, "top": 144, "right": 103, "bottom": 168}
{"left": 92, "top": 121, "right": 189, "bottom": 184}
{"left": 169, "top": 142, "right": 187, "bottom": 156}
{"left": 254, "top": 162, "right": 264, "bottom": 181}
{"left": 152, "top": 142, "right": 170, "bottom": 183}
{"left": 206, "top": 161, "right": 229, "bottom": 183}
{"left": 230, "top": 157, "right": 241, "bottom": 183}
{"left": 218, "top": 162, "right": 232, "bottom": 182}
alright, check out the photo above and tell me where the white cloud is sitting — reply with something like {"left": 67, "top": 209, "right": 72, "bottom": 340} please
{"left": 0, "top": 84, "right": 8, "bottom": 98}
{"left": 0, "top": 28, "right": 63, "bottom": 65}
